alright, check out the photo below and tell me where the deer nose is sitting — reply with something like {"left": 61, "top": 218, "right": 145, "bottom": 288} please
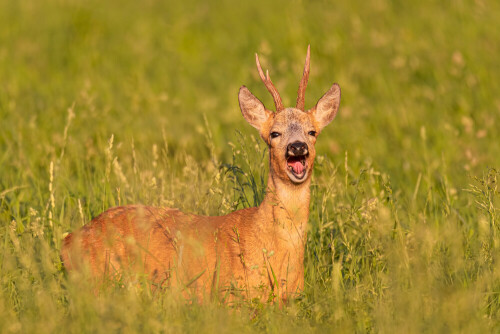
{"left": 287, "top": 142, "right": 308, "bottom": 156}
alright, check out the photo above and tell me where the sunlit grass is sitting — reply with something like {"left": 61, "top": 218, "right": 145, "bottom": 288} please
{"left": 1, "top": 0, "right": 499, "bottom": 332}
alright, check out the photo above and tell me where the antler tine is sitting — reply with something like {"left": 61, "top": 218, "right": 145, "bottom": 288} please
{"left": 255, "top": 53, "right": 284, "bottom": 112}
{"left": 296, "top": 45, "right": 311, "bottom": 110}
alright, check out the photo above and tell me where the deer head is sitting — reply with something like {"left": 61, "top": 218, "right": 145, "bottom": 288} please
{"left": 239, "top": 45, "right": 341, "bottom": 184}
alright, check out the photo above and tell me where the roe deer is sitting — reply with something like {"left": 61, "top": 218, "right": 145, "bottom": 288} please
{"left": 61, "top": 45, "right": 341, "bottom": 303}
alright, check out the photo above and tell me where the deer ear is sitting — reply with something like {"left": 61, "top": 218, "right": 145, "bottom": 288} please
{"left": 309, "top": 83, "right": 341, "bottom": 131}
{"left": 239, "top": 86, "right": 273, "bottom": 131}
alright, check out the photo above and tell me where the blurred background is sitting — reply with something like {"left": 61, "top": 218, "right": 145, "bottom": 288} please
{"left": 2, "top": 0, "right": 498, "bottom": 185}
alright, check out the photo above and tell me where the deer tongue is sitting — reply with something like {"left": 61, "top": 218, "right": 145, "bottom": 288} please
{"left": 287, "top": 157, "right": 304, "bottom": 175}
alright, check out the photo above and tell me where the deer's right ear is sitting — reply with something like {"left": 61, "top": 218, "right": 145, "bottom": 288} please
{"left": 309, "top": 83, "right": 341, "bottom": 132}
{"left": 239, "top": 86, "right": 273, "bottom": 131}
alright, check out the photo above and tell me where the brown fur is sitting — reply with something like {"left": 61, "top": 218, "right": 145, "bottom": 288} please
{"left": 61, "top": 47, "right": 341, "bottom": 302}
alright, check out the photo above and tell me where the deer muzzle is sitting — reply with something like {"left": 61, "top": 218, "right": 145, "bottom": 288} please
{"left": 286, "top": 141, "right": 309, "bottom": 180}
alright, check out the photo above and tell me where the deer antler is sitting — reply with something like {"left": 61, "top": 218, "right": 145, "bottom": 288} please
{"left": 296, "top": 45, "right": 310, "bottom": 110}
{"left": 255, "top": 53, "right": 284, "bottom": 112}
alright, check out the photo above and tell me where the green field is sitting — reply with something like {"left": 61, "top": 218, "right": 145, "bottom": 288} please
{"left": 1, "top": 0, "right": 499, "bottom": 332}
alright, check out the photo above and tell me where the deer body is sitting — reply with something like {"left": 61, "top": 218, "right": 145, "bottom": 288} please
{"left": 61, "top": 46, "right": 341, "bottom": 302}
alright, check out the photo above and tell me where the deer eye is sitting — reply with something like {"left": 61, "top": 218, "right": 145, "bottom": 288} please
{"left": 308, "top": 131, "right": 317, "bottom": 136}
{"left": 270, "top": 132, "right": 281, "bottom": 139}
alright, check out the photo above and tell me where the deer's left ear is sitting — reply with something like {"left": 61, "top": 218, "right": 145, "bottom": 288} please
{"left": 309, "top": 83, "right": 341, "bottom": 131}
{"left": 239, "top": 86, "right": 273, "bottom": 131}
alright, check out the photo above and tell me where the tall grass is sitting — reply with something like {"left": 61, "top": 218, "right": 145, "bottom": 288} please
{"left": 1, "top": 0, "right": 499, "bottom": 332}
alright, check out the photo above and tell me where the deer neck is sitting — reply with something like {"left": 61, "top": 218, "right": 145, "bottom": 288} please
{"left": 258, "top": 163, "right": 311, "bottom": 242}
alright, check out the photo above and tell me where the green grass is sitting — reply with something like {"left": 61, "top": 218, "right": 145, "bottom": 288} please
{"left": 1, "top": 0, "right": 499, "bottom": 332}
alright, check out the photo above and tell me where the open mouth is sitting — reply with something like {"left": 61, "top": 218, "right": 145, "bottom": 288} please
{"left": 286, "top": 154, "right": 308, "bottom": 180}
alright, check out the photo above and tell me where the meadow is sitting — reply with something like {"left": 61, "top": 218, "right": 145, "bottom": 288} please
{"left": 1, "top": 0, "right": 499, "bottom": 332}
